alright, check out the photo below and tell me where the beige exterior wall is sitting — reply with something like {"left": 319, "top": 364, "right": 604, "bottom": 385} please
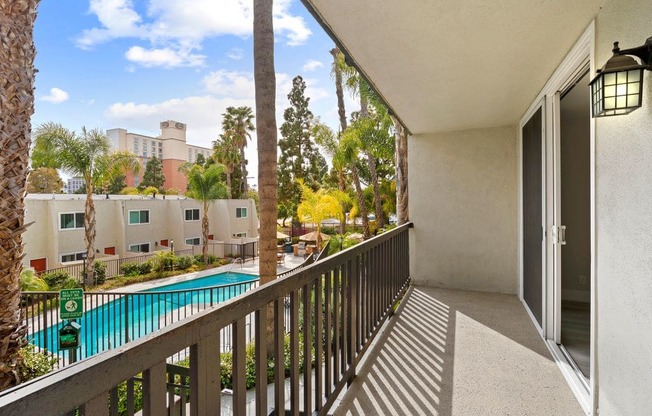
{"left": 594, "top": 1, "right": 652, "bottom": 414}
{"left": 409, "top": 126, "right": 519, "bottom": 294}
{"left": 22, "top": 195, "right": 258, "bottom": 269}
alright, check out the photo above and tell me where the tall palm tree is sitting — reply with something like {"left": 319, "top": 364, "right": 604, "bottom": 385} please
{"left": 222, "top": 106, "right": 255, "bottom": 196}
{"left": 0, "top": 0, "right": 38, "bottom": 390}
{"left": 254, "top": 0, "right": 277, "bottom": 356}
{"left": 340, "top": 129, "right": 370, "bottom": 238}
{"left": 330, "top": 48, "right": 347, "bottom": 133}
{"left": 34, "top": 124, "right": 140, "bottom": 285}
{"left": 184, "top": 164, "right": 228, "bottom": 264}
{"left": 212, "top": 133, "right": 240, "bottom": 198}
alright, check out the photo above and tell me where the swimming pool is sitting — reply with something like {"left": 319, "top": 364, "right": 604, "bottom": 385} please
{"left": 30, "top": 272, "right": 258, "bottom": 361}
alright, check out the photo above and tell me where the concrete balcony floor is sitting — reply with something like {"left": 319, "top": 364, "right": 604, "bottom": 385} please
{"left": 332, "top": 286, "right": 584, "bottom": 416}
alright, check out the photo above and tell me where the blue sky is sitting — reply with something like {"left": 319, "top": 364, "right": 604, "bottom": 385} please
{"left": 33, "top": 0, "right": 355, "bottom": 183}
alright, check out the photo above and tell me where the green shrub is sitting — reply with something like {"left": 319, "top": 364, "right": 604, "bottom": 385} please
{"left": 207, "top": 254, "right": 218, "bottom": 265}
{"left": 193, "top": 254, "right": 205, "bottom": 264}
{"left": 42, "top": 271, "right": 71, "bottom": 290}
{"left": 120, "top": 262, "right": 140, "bottom": 277}
{"left": 17, "top": 344, "right": 57, "bottom": 383}
{"left": 175, "top": 255, "right": 195, "bottom": 270}
{"left": 20, "top": 268, "right": 49, "bottom": 292}
{"left": 151, "top": 251, "right": 176, "bottom": 272}
{"left": 93, "top": 261, "right": 107, "bottom": 285}
{"left": 138, "top": 261, "right": 152, "bottom": 275}
{"left": 61, "top": 278, "right": 81, "bottom": 289}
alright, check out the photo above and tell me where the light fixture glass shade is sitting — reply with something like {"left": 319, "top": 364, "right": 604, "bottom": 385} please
{"left": 590, "top": 51, "right": 646, "bottom": 117}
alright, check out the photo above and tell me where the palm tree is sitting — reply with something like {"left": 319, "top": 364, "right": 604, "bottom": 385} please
{"left": 212, "top": 133, "right": 240, "bottom": 198}
{"left": 222, "top": 106, "right": 255, "bottom": 196}
{"left": 340, "top": 129, "right": 371, "bottom": 238}
{"left": 184, "top": 164, "right": 228, "bottom": 264}
{"left": 297, "top": 182, "right": 344, "bottom": 249}
{"left": 392, "top": 115, "right": 409, "bottom": 225}
{"left": 0, "top": 0, "right": 38, "bottom": 390}
{"left": 34, "top": 124, "right": 140, "bottom": 286}
{"left": 330, "top": 48, "right": 348, "bottom": 132}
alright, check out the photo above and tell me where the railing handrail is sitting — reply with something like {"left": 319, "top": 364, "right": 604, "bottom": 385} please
{"left": 1, "top": 223, "right": 412, "bottom": 415}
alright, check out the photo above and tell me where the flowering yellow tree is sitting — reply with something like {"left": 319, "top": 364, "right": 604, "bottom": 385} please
{"left": 297, "top": 182, "right": 343, "bottom": 248}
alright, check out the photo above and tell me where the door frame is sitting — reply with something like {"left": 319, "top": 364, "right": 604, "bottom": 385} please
{"left": 517, "top": 22, "right": 597, "bottom": 415}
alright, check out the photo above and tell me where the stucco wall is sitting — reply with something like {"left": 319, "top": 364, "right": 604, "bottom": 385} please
{"left": 595, "top": 1, "right": 652, "bottom": 414}
{"left": 409, "top": 126, "right": 518, "bottom": 293}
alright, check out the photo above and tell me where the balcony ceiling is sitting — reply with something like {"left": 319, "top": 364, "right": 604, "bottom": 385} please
{"left": 303, "top": 0, "right": 604, "bottom": 135}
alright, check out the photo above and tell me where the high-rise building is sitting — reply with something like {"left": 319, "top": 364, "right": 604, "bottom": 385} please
{"left": 64, "top": 177, "right": 85, "bottom": 194}
{"left": 107, "top": 120, "right": 212, "bottom": 192}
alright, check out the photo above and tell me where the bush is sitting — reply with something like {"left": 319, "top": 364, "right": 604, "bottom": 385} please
{"left": 42, "top": 271, "right": 71, "bottom": 290}
{"left": 175, "top": 255, "right": 195, "bottom": 270}
{"left": 207, "top": 254, "right": 218, "bottom": 265}
{"left": 193, "top": 254, "right": 205, "bottom": 264}
{"left": 151, "top": 251, "right": 176, "bottom": 272}
{"left": 119, "top": 187, "right": 139, "bottom": 195}
{"left": 17, "top": 344, "right": 57, "bottom": 383}
{"left": 139, "top": 261, "right": 152, "bottom": 275}
{"left": 120, "top": 262, "right": 140, "bottom": 277}
{"left": 93, "top": 261, "right": 107, "bottom": 285}
{"left": 20, "top": 268, "right": 49, "bottom": 292}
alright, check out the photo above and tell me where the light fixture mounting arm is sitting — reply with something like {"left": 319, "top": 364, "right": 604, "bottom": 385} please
{"left": 612, "top": 36, "right": 652, "bottom": 70}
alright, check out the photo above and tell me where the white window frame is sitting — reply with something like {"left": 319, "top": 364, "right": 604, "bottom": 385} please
{"left": 233, "top": 232, "right": 247, "bottom": 238}
{"left": 128, "top": 209, "right": 150, "bottom": 225}
{"left": 185, "top": 237, "right": 201, "bottom": 246}
{"left": 59, "top": 212, "right": 85, "bottom": 230}
{"left": 236, "top": 207, "right": 248, "bottom": 219}
{"left": 128, "top": 242, "right": 151, "bottom": 253}
{"left": 60, "top": 251, "right": 86, "bottom": 263}
{"left": 184, "top": 208, "right": 200, "bottom": 222}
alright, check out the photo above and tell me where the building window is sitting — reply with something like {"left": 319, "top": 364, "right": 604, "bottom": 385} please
{"left": 60, "top": 212, "right": 84, "bottom": 230}
{"left": 133, "top": 138, "right": 139, "bottom": 152}
{"left": 129, "top": 210, "right": 150, "bottom": 225}
{"left": 151, "top": 142, "right": 156, "bottom": 155}
{"left": 233, "top": 232, "right": 247, "bottom": 238}
{"left": 185, "top": 208, "right": 200, "bottom": 221}
{"left": 60, "top": 252, "right": 86, "bottom": 263}
{"left": 188, "top": 148, "right": 192, "bottom": 162}
{"left": 128, "top": 243, "right": 150, "bottom": 253}
{"left": 236, "top": 207, "right": 247, "bottom": 218}
{"left": 134, "top": 176, "right": 140, "bottom": 187}
{"left": 185, "top": 237, "right": 200, "bottom": 246}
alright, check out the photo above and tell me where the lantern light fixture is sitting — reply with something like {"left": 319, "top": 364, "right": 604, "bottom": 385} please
{"left": 590, "top": 36, "right": 652, "bottom": 117}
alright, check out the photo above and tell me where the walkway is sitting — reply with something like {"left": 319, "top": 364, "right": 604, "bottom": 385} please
{"left": 332, "top": 286, "right": 584, "bottom": 416}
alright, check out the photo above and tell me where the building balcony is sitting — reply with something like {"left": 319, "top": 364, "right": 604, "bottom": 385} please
{"left": 0, "top": 223, "right": 582, "bottom": 415}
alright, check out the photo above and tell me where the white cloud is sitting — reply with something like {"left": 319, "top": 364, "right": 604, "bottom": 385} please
{"left": 227, "top": 48, "right": 244, "bottom": 60}
{"left": 302, "top": 60, "right": 323, "bottom": 72}
{"left": 125, "top": 45, "right": 205, "bottom": 68}
{"left": 40, "top": 87, "right": 70, "bottom": 103}
{"left": 76, "top": 0, "right": 312, "bottom": 66}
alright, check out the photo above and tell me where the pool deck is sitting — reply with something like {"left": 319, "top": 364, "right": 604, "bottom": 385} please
{"left": 114, "top": 252, "right": 307, "bottom": 293}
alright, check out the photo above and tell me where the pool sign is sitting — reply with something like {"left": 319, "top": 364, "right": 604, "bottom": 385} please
{"left": 60, "top": 288, "right": 83, "bottom": 319}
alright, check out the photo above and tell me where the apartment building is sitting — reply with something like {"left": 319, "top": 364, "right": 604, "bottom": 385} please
{"left": 63, "top": 177, "right": 85, "bottom": 194}
{"left": 22, "top": 194, "right": 258, "bottom": 272}
{"left": 106, "top": 120, "right": 212, "bottom": 192}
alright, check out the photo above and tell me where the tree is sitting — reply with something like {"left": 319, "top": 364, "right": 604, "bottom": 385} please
{"left": 297, "top": 182, "right": 343, "bottom": 248}
{"left": 0, "top": 0, "right": 38, "bottom": 390}
{"left": 140, "top": 157, "right": 165, "bottom": 191}
{"left": 330, "top": 47, "right": 348, "bottom": 133}
{"left": 222, "top": 106, "right": 255, "bottom": 196}
{"left": 340, "top": 127, "right": 371, "bottom": 238}
{"left": 392, "top": 116, "right": 409, "bottom": 225}
{"left": 34, "top": 124, "right": 139, "bottom": 285}
{"left": 106, "top": 174, "right": 127, "bottom": 194}
{"left": 254, "top": 0, "right": 278, "bottom": 357}
{"left": 278, "top": 76, "right": 327, "bottom": 221}
{"left": 212, "top": 133, "right": 240, "bottom": 199}
{"left": 26, "top": 167, "right": 64, "bottom": 193}
{"left": 184, "top": 164, "right": 227, "bottom": 264}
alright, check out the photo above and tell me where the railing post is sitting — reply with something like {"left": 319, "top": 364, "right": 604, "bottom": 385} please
{"left": 232, "top": 318, "right": 247, "bottom": 414}
{"left": 255, "top": 307, "right": 268, "bottom": 415}
{"left": 82, "top": 391, "right": 108, "bottom": 416}
{"left": 274, "top": 297, "right": 285, "bottom": 413}
{"left": 190, "top": 332, "right": 221, "bottom": 416}
{"left": 142, "top": 361, "right": 167, "bottom": 416}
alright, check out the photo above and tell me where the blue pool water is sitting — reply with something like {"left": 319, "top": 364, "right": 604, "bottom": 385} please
{"left": 31, "top": 272, "right": 258, "bottom": 360}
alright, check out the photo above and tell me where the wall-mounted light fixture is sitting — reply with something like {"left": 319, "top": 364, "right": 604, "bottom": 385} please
{"left": 590, "top": 37, "right": 652, "bottom": 117}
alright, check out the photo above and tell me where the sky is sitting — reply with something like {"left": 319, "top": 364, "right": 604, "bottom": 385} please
{"left": 33, "top": 0, "right": 358, "bottom": 185}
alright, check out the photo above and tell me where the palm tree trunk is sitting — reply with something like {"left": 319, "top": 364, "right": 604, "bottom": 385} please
{"left": 254, "top": 0, "right": 278, "bottom": 356}
{"left": 330, "top": 48, "right": 347, "bottom": 132}
{"left": 351, "top": 164, "right": 370, "bottom": 238}
{"left": 365, "top": 150, "right": 385, "bottom": 229}
{"left": 0, "top": 0, "right": 38, "bottom": 389}
{"left": 226, "top": 168, "right": 233, "bottom": 199}
{"left": 84, "top": 181, "right": 96, "bottom": 287}
{"left": 338, "top": 169, "right": 346, "bottom": 235}
{"left": 392, "top": 116, "right": 409, "bottom": 225}
{"left": 240, "top": 147, "right": 248, "bottom": 196}
{"left": 202, "top": 202, "right": 209, "bottom": 264}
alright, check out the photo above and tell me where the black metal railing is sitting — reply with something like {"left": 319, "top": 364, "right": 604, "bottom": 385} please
{"left": 2, "top": 223, "right": 411, "bottom": 416}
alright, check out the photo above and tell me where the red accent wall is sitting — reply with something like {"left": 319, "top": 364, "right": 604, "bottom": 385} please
{"left": 162, "top": 159, "right": 188, "bottom": 192}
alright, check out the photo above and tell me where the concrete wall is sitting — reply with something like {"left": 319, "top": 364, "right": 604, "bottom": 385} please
{"left": 409, "top": 126, "right": 518, "bottom": 293}
{"left": 594, "top": 0, "right": 652, "bottom": 414}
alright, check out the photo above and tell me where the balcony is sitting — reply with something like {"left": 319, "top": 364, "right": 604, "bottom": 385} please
{"left": 0, "top": 223, "right": 581, "bottom": 415}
